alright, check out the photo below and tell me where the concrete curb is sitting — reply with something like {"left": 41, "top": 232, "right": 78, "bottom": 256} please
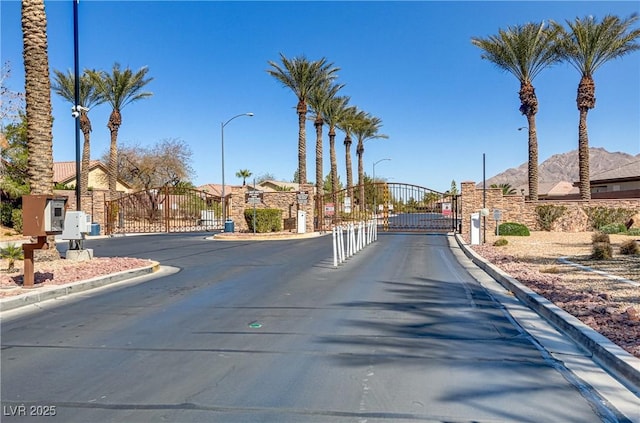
{"left": 0, "top": 261, "right": 160, "bottom": 313}
{"left": 454, "top": 234, "right": 640, "bottom": 393}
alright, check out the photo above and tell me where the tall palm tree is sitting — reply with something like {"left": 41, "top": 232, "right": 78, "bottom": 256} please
{"left": 336, "top": 106, "right": 360, "bottom": 203}
{"left": 88, "top": 63, "right": 152, "bottom": 199}
{"left": 308, "top": 81, "right": 344, "bottom": 222}
{"left": 353, "top": 113, "right": 388, "bottom": 208}
{"left": 21, "top": 0, "right": 58, "bottom": 259}
{"left": 322, "top": 95, "right": 350, "bottom": 195}
{"left": 267, "top": 53, "right": 339, "bottom": 185}
{"left": 236, "top": 169, "right": 252, "bottom": 186}
{"left": 555, "top": 14, "right": 640, "bottom": 200}
{"left": 472, "top": 22, "right": 562, "bottom": 201}
{"left": 52, "top": 69, "right": 105, "bottom": 195}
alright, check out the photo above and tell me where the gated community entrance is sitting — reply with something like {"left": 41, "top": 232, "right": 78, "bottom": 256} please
{"left": 104, "top": 182, "right": 460, "bottom": 235}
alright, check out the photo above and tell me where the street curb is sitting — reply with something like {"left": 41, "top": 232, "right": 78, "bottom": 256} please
{"left": 0, "top": 261, "right": 160, "bottom": 313}
{"left": 454, "top": 234, "right": 640, "bottom": 393}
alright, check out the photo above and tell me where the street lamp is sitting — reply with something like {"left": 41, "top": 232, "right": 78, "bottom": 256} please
{"left": 372, "top": 158, "right": 391, "bottom": 219}
{"left": 221, "top": 112, "right": 253, "bottom": 228}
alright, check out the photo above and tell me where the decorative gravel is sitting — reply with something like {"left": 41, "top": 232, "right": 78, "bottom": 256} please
{"left": 472, "top": 232, "right": 639, "bottom": 358}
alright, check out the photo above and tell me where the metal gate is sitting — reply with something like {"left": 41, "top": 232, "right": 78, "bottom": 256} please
{"left": 105, "top": 186, "right": 223, "bottom": 235}
{"left": 320, "top": 183, "right": 460, "bottom": 232}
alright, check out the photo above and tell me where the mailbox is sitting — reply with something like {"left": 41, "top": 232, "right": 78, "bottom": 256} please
{"left": 22, "top": 195, "right": 67, "bottom": 236}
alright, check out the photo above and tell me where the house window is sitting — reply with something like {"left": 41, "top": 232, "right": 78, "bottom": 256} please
{"left": 612, "top": 185, "right": 620, "bottom": 191}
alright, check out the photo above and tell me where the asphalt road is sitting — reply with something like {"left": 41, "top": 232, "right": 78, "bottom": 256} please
{"left": 1, "top": 233, "right": 633, "bottom": 422}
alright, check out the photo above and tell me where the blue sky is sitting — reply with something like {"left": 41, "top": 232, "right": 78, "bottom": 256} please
{"left": 1, "top": 0, "right": 639, "bottom": 192}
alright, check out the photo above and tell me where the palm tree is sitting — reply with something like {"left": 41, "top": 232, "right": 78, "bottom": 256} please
{"left": 267, "top": 53, "right": 339, "bottom": 185}
{"left": 490, "top": 183, "right": 517, "bottom": 195}
{"left": 336, "top": 106, "right": 360, "bottom": 203}
{"left": 472, "top": 22, "right": 562, "bottom": 201}
{"left": 322, "top": 95, "right": 350, "bottom": 195}
{"left": 21, "top": 0, "right": 59, "bottom": 259}
{"left": 236, "top": 169, "right": 252, "bottom": 186}
{"left": 52, "top": 69, "right": 105, "bottom": 195}
{"left": 555, "top": 14, "right": 640, "bottom": 200}
{"left": 88, "top": 63, "right": 152, "bottom": 199}
{"left": 308, "top": 81, "right": 344, "bottom": 226}
{"left": 353, "top": 113, "right": 388, "bottom": 208}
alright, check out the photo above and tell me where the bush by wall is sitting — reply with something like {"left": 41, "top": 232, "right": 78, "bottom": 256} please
{"left": 244, "top": 209, "right": 282, "bottom": 233}
{"left": 584, "top": 206, "right": 635, "bottom": 231}
{"left": 498, "top": 222, "right": 530, "bottom": 236}
{"left": 535, "top": 204, "right": 566, "bottom": 231}
{"left": 599, "top": 223, "right": 627, "bottom": 234}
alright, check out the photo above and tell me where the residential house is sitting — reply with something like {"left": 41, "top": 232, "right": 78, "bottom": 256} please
{"left": 54, "top": 161, "right": 131, "bottom": 193}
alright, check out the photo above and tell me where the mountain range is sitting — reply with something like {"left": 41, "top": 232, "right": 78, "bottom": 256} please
{"left": 485, "top": 147, "right": 639, "bottom": 187}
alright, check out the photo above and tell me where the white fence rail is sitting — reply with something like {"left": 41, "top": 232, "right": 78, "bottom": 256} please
{"left": 332, "top": 220, "right": 377, "bottom": 267}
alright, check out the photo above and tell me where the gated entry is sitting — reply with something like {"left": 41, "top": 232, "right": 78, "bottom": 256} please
{"left": 105, "top": 187, "right": 223, "bottom": 235}
{"left": 320, "top": 182, "right": 460, "bottom": 232}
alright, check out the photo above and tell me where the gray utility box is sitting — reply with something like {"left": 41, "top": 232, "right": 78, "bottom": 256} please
{"left": 23, "top": 195, "right": 67, "bottom": 236}
{"left": 61, "top": 211, "right": 92, "bottom": 240}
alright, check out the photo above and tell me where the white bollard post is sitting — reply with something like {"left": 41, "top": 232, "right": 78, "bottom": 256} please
{"left": 339, "top": 225, "right": 345, "bottom": 263}
{"left": 331, "top": 227, "right": 338, "bottom": 267}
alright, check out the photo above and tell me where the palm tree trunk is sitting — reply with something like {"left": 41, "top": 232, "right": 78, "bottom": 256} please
{"left": 22, "top": 0, "right": 54, "bottom": 196}
{"left": 80, "top": 113, "right": 92, "bottom": 196}
{"left": 526, "top": 114, "right": 538, "bottom": 201}
{"left": 107, "top": 109, "right": 122, "bottom": 200}
{"left": 315, "top": 118, "right": 323, "bottom": 230}
{"left": 329, "top": 126, "right": 338, "bottom": 213}
{"left": 357, "top": 141, "right": 364, "bottom": 209}
{"left": 21, "top": 0, "right": 59, "bottom": 260}
{"left": 578, "top": 108, "right": 591, "bottom": 200}
{"left": 297, "top": 102, "right": 307, "bottom": 184}
{"left": 576, "top": 75, "right": 595, "bottom": 201}
{"left": 344, "top": 136, "right": 353, "bottom": 202}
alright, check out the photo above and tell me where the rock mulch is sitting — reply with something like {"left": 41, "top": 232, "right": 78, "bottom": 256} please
{"left": 472, "top": 231, "right": 639, "bottom": 358}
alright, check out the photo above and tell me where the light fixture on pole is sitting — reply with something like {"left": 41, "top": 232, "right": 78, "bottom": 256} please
{"left": 221, "top": 113, "right": 253, "bottom": 229}
{"left": 372, "top": 158, "right": 391, "bottom": 219}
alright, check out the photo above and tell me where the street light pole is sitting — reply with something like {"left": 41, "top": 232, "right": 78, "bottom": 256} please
{"left": 372, "top": 158, "right": 391, "bottom": 220}
{"left": 221, "top": 113, "right": 253, "bottom": 228}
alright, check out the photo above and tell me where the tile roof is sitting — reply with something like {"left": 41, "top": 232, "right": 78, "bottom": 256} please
{"left": 53, "top": 160, "right": 103, "bottom": 183}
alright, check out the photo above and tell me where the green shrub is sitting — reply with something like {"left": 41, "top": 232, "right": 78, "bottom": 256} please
{"left": 584, "top": 206, "right": 634, "bottom": 231}
{"left": 627, "top": 228, "right": 640, "bottom": 236}
{"left": 592, "top": 232, "right": 610, "bottom": 243}
{"left": 619, "top": 240, "right": 639, "bottom": 255}
{"left": 535, "top": 204, "right": 566, "bottom": 231}
{"left": 591, "top": 242, "right": 612, "bottom": 260}
{"left": 599, "top": 223, "right": 626, "bottom": 234}
{"left": 0, "top": 202, "right": 13, "bottom": 227}
{"left": 244, "top": 209, "right": 282, "bottom": 233}
{"left": 497, "top": 222, "right": 530, "bottom": 236}
{"left": 493, "top": 238, "right": 508, "bottom": 246}
{"left": 11, "top": 209, "right": 22, "bottom": 233}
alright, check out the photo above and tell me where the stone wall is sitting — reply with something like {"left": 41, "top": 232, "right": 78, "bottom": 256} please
{"left": 460, "top": 181, "right": 640, "bottom": 241}
{"left": 227, "top": 184, "right": 316, "bottom": 233}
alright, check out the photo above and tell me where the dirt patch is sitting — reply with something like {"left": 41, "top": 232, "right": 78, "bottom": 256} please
{"left": 473, "top": 231, "right": 640, "bottom": 358}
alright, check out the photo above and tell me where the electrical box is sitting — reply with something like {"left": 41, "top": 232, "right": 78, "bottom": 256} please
{"left": 22, "top": 195, "right": 67, "bottom": 236}
{"left": 61, "top": 211, "right": 91, "bottom": 240}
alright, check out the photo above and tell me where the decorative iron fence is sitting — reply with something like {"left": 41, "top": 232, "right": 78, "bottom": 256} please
{"left": 105, "top": 187, "right": 223, "bottom": 235}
